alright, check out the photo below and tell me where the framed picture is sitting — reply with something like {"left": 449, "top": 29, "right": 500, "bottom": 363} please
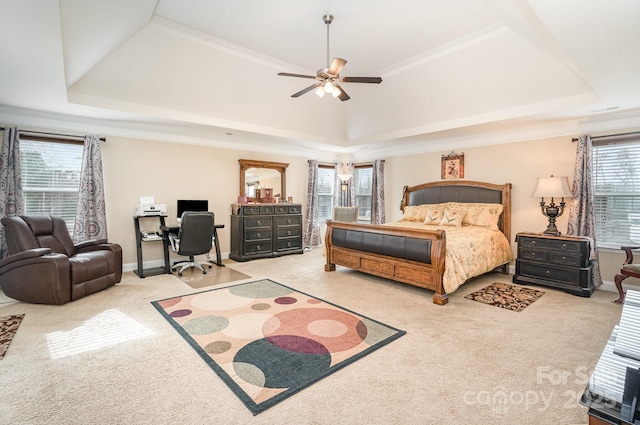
{"left": 441, "top": 152, "right": 464, "bottom": 179}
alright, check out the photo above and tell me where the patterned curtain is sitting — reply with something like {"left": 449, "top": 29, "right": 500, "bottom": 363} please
{"left": 370, "top": 159, "right": 386, "bottom": 224}
{"left": 0, "top": 127, "right": 25, "bottom": 258}
{"left": 74, "top": 135, "right": 107, "bottom": 242}
{"left": 332, "top": 163, "right": 341, "bottom": 208}
{"left": 347, "top": 162, "right": 356, "bottom": 207}
{"left": 566, "top": 135, "right": 602, "bottom": 287}
{"left": 303, "top": 160, "right": 321, "bottom": 247}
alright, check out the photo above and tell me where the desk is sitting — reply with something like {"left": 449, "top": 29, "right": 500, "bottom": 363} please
{"left": 160, "top": 223, "right": 225, "bottom": 274}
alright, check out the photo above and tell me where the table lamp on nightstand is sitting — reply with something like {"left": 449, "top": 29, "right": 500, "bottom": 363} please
{"left": 531, "top": 175, "right": 573, "bottom": 236}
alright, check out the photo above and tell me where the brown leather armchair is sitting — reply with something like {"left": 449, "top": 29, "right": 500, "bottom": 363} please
{"left": 0, "top": 216, "right": 122, "bottom": 305}
{"left": 614, "top": 245, "right": 640, "bottom": 304}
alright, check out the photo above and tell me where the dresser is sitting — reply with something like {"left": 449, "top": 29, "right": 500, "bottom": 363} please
{"left": 513, "top": 232, "right": 594, "bottom": 297}
{"left": 230, "top": 204, "right": 303, "bottom": 262}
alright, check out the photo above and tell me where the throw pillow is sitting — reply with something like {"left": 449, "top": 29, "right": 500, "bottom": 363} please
{"left": 401, "top": 205, "right": 429, "bottom": 222}
{"left": 439, "top": 208, "right": 465, "bottom": 226}
{"left": 423, "top": 207, "right": 444, "bottom": 225}
{"left": 450, "top": 202, "right": 504, "bottom": 230}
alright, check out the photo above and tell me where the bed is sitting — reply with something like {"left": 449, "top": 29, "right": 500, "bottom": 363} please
{"left": 324, "top": 180, "right": 513, "bottom": 305}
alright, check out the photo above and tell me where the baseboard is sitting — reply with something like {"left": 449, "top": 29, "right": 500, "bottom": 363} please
{"left": 123, "top": 252, "right": 230, "bottom": 273}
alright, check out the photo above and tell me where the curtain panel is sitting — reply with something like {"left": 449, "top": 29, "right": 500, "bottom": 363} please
{"left": 370, "top": 159, "right": 385, "bottom": 224}
{"left": 0, "top": 127, "right": 25, "bottom": 258}
{"left": 303, "top": 160, "right": 321, "bottom": 247}
{"left": 74, "top": 134, "right": 108, "bottom": 242}
{"left": 567, "top": 135, "right": 602, "bottom": 287}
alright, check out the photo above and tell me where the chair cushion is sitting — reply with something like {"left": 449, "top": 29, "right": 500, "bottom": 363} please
{"left": 21, "top": 216, "right": 76, "bottom": 256}
{"left": 622, "top": 264, "right": 640, "bottom": 273}
{"left": 69, "top": 251, "right": 114, "bottom": 284}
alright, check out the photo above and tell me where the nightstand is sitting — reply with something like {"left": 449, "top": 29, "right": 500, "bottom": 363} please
{"left": 513, "top": 232, "right": 594, "bottom": 297}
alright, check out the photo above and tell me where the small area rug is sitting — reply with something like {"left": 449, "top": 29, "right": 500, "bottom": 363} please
{"left": 152, "top": 279, "right": 406, "bottom": 415}
{"left": 0, "top": 314, "right": 25, "bottom": 360}
{"left": 465, "top": 282, "right": 545, "bottom": 312}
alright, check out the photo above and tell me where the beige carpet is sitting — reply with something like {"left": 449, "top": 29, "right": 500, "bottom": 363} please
{"left": 0, "top": 247, "right": 622, "bottom": 424}
{"left": 175, "top": 259, "right": 251, "bottom": 289}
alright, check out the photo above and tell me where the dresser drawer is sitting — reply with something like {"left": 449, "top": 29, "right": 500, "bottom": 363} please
{"left": 242, "top": 206, "right": 261, "bottom": 215}
{"left": 288, "top": 205, "right": 302, "bottom": 214}
{"left": 277, "top": 227, "right": 301, "bottom": 238}
{"left": 244, "top": 241, "right": 272, "bottom": 254}
{"left": 245, "top": 229, "right": 271, "bottom": 242}
{"left": 276, "top": 215, "right": 301, "bottom": 227}
{"left": 244, "top": 217, "right": 272, "bottom": 229}
{"left": 274, "top": 205, "right": 289, "bottom": 214}
{"left": 518, "top": 236, "right": 581, "bottom": 253}
{"left": 519, "top": 247, "right": 582, "bottom": 267}
{"left": 276, "top": 238, "right": 302, "bottom": 251}
{"left": 260, "top": 206, "right": 275, "bottom": 214}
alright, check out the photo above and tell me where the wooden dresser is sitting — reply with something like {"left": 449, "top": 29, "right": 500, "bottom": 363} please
{"left": 513, "top": 232, "right": 594, "bottom": 297}
{"left": 230, "top": 204, "right": 303, "bottom": 262}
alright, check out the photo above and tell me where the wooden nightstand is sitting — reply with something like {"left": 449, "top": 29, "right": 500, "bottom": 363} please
{"left": 513, "top": 232, "right": 594, "bottom": 297}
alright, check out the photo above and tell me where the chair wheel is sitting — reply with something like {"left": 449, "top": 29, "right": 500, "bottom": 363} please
{"left": 208, "top": 264, "right": 212, "bottom": 269}
{"left": 178, "top": 271, "right": 183, "bottom": 276}
{"left": 203, "top": 270, "right": 207, "bottom": 274}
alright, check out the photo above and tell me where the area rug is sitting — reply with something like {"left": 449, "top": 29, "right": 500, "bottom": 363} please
{"left": 464, "top": 282, "right": 545, "bottom": 312}
{"left": 151, "top": 279, "right": 406, "bottom": 415}
{"left": 0, "top": 314, "right": 25, "bottom": 360}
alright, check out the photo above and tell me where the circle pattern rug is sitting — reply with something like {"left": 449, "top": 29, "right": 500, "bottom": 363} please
{"left": 152, "top": 279, "right": 405, "bottom": 415}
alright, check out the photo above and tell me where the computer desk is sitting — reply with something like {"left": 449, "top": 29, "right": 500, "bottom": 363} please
{"left": 159, "top": 223, "right": 225, "bottom": 274}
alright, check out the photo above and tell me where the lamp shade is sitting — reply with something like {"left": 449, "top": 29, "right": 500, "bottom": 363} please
{"left": 531, "top": 176, "right": 573, "bottom": 198}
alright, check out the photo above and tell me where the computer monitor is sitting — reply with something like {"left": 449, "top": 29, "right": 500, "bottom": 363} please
{"left": 177, "top": 199, "right": 209, "bottom": 219}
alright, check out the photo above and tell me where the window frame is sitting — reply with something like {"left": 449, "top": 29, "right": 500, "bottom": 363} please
{"left": 354, "top": 164, "right": 373, "bottom": 224}
{"left": 317, "top": 165, "right": 336, "bottom": 221}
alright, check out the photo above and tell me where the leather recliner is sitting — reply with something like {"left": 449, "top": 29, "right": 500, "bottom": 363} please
{"left": 0, "top": 215, "right": 122, "bottom": 305}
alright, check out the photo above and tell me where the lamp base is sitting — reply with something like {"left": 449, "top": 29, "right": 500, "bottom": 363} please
{"left": 540, "top": 201, "right": 565, "bottom": 236}
{"left": 543, "top": 226, "right": 561, "bottom": 236}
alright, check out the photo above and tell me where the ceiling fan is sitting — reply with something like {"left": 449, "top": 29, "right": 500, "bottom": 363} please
{"left": 277, "top": 14, "right": 382, "bottom": 101}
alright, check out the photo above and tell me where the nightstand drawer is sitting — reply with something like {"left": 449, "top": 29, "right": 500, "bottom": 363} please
{"left": 518, "top": 236, "right": 581, "bottom": 253}
{"left": 519, "top": 262, "right": 581, "bottom": 286}
{"left": 518, "top": 248, "right": 581, "bottom": 267}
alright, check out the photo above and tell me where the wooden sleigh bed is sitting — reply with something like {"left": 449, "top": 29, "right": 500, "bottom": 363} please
{"left": 324, "top": 180, "right": 513, "bottom": 305}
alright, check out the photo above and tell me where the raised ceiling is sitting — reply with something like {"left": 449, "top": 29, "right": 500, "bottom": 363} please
{"left": 1, "top": 0, "right": 639, "bottom": 160}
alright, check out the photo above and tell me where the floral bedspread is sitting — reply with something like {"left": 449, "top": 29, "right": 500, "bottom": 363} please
{"left": 383, "top": 222, "right": 513, "bottom": 294}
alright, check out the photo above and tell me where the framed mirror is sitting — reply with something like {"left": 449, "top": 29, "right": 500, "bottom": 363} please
{"left": 239, "top": 159, "right": 288, "bottom": 202}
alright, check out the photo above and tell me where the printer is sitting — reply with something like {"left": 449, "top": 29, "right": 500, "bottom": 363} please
{"left": 136, "top": 196, "right": 167, "bottom": 216}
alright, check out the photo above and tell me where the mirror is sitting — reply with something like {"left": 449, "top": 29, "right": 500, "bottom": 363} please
{"left": 239, "top": 159, "right": 288, "bottom": 202}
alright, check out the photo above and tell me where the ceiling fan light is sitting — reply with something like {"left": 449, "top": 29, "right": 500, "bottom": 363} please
{"left": 315, "top": 86, "right": 325, "bottom": 98}
{"left": 331, "top": 87, "right": 341, "bottom": 98}
{"left": 324, "top": 81, "right": 334, "bottom": 93}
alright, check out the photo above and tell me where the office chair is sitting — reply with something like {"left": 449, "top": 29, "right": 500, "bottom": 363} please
{"left": 168, "top": 211, "right": 215, "bottom": 276}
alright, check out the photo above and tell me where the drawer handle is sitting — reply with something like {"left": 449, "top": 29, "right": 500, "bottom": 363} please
{"left": 257, "top": 220, "right": 262, "bottom": 226}
{"left": 256, "top": 233, "right": 261, "bottom": 238}
{"left": 561, "top": 243, "right": 567, "bottom": 249}
{"left": 287, "top": 242, "right": 291, "bottom": 247}
{"left": 287, "top": 230, "right": 292, "bottom": 236}
{"left": 256, "top": 245, "right": 261, "bottom": 250}
{"left": 562, "top": 256, "right": 567, "bottom": 262}
{"left": 287, "top": 219, "right": 292, "bottom": 224}
{"left": 545, "top": 270, "right": 551, "bottom": 277}
{"left": 530, "top": 240, "right": 536, "bottom": 246}
{"left": 530, "top": 252, "right": 536, "bottom": 258}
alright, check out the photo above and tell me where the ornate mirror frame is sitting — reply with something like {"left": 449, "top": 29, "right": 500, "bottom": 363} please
{"left": 239, "top": 159, "right": 288, "bottom": 200}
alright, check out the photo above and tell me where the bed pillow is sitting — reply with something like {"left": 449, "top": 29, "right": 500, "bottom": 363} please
{"left": 439, "top": 208, "right": 465, "bottom": 226}
{"left": 400, "top": 205, "right": 429, "bottom": 222}
{"left": 423, "top": 207, "right": 444, "bottom": 225}
{"left": 448, "top": 202, "right": 504, "bottom": 230}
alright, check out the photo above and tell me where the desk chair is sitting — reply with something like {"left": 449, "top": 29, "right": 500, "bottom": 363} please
{"left": 333, "top": 206, "right": 359, "bottom": 222}
{"left": 614, "top": 245, "right": 640, "bottom": 303}
{"left": 168, "top": 211, "right": 215, "bottom": 276}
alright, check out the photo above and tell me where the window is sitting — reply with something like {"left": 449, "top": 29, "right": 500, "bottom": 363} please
{"left": 354, "top": 165, "right": 373, "bottom": 223}
{"left": 317, "top": 166, "right": 335, "bottom": 220}
{"left": 593, "top": 137, "right": 640, "bottom": 247}
{"left": 19, "top": 140, "right": 83, "bottom": 235}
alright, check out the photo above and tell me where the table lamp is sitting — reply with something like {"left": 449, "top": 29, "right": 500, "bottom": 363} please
{"left": 531, "top": 175, "right": 573, "bottom": 235}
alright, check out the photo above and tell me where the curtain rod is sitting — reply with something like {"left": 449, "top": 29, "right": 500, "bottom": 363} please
{"left": 0, "top": 127, "right": 106, "bottom": 142}
{"left": 571, "top": 131, "right": 640, "bottom": 142}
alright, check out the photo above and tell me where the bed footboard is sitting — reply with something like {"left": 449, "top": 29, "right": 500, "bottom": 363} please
{"left": 324, "top": 220, "right": 448, "bottom": 305}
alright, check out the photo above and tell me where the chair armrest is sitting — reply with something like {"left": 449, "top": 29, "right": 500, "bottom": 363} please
{"left": 168, "top": 233, "right": 179, "bottom": 252}
{"left": 0, "top": 248, "right": 52, "bottom": 268}
{"left": 621, "top": 246, "right": 640, "bottom": 265}
{"left": 75, "top": 239, "right": 108, "bottom": 251}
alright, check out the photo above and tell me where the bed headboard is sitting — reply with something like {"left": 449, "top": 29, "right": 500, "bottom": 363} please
{"left": 400, "top": 180, "right": 512, "bottom": 242}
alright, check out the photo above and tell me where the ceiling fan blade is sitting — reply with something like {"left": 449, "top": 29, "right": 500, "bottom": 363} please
{"left": 278, "top": 72, "right": 316, "bottom": 79}
{"left": 328, "top": 58, "right": 347, "bottom": 76}
{"left": 341, "top": 76, "right": 383, "bottom": 84}
{"left": 291, "top": 83, "right": 321, "bottom": 98}
{"left": 334, "top": 84, "right": 350, "bottom": 101}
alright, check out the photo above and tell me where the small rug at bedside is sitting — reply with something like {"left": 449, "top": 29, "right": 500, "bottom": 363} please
{"left": 464, "top": 282, "right": 545, "bottom": 312}
{"left": 0, "top": 314, "right": 25, "bottom": 360}
{"left": 151, "top": 279, "right": 406, "bottom": 415}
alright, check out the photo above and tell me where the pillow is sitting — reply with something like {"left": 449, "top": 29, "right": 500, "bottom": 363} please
{"left": 439, "top": 208, "right": 465, "bottom": 226}
{"left": 401, "top": 205, "right": 429, "bottom": 222}
{"left": 459, "top": 203, "right": 504, "bottom": 230}
{"left": 423, "top": 207, "right": 444, "bottom": 225}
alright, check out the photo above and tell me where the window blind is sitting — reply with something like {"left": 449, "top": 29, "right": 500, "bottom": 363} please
{"left": 317, "top": 166, "right": 335, "bottom": 220}
{"left": 19, "top": 140, "right": 83, "bottom": 235}
{"left": 354, "top": 166, "right": 373, "bottom": 223}
{"left": 593, "top": 139, "right": 640, "bottom": 247}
